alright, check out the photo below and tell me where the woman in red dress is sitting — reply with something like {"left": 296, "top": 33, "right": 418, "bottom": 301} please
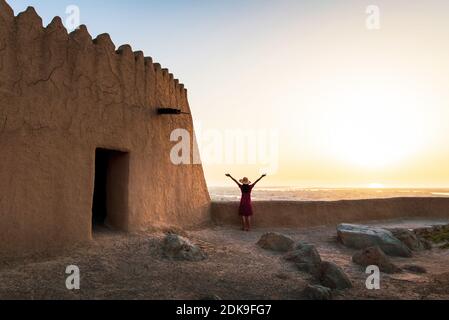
{"left": 225, "top": 173, "right": 267, "bottom": 231}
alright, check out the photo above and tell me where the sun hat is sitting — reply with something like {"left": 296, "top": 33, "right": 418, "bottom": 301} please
{"left": 239, "top": 177, "right": 251, "bottom": 185}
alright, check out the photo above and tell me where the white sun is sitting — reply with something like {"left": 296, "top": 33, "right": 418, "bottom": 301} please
{"left": 320, "top": 81, "right": 435, "bottom": 169}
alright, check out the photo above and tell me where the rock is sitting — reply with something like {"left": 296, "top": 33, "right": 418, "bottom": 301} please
{"left": 413, "top": 227, "right": 430, "bottom": 237}
{"left": 389, "top": 228, "right": 431, "bottom": 251}
{"left": 352, "top": 246, "right": 401, "bottom": 274}
{"left": 275, "top": 273, "right": 290, "bottom": 280}
{"left": 162, "top": 234, "right": 206, "bottom": 261}
{"left": 432, "top": 225, "right": 445, "bottom": 233}
{"left": 421, "top": 238, "right": 434, "bottom": 250}
{"left": 318, "top": 261, "right": 352, "bottom": 290}
{"left": 284, "top": 242, "right": 322, "bottom": 274}
{"left": 303, "top": 284, "right": 332, "bottom": 300}
{"left": 337, "top": 224, "right": 412, "bottom": 257}
{"left": 403, "top": 265, "right": 427, "bottom": 274}
{"left": 257, "top": 233, "right": 295, "bottom": 252}
{"left": 418, "top": 225, "right": 449, "bottom": 248}
{"left": 413, "top": 227, "right": 433, "bottom": 238}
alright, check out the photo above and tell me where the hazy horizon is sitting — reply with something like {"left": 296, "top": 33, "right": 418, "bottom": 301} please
{"left": 10, "top": 0, "right": 449, "bottom": 189}
{"left": 208, "top": 185, "right": 449, "bottom": 202}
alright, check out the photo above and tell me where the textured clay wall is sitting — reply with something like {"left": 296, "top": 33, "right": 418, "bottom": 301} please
{"left": 212, "top": 198, "right": 449, "bottom": 228}
{"left": 0, "top": 1, "right": 210, "bottom": 257}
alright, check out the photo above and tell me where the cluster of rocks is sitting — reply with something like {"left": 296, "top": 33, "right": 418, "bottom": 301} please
{"left": 414, "top": 224, "right": 449, "bottom": 238}
{"left": 337, "top": 224, "right": 433, "bottom": 275}
{"left": 160, "top": 224, "right": 446, "bottom": 300}
{"left": 257, "top": 233, "right": 352, "bottom": 300}
{"left": 257, "top": 223, "right": 440, "bottom": 300}
{"left": 389, "top": 228, "right": 433, "bottom": 252}
{"left": 414, "top": 224, "right": 449, "bottom": 249}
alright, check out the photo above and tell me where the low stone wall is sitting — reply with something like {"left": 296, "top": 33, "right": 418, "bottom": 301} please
{"left": 211, "top": 198, "right": 449, "bottom": 228}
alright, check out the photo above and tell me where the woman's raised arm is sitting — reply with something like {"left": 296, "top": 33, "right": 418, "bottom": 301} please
{"left": 251, "top": 174, "right": 267, "bottom": 187}
{"left": 225, "top": 173, "right": 241, "bottom": 186}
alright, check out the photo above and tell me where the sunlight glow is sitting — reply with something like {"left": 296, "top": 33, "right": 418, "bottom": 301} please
{"left": 320, "top": 79, "right": 437, "bottom": 169}
{"left": 368, "top": 183, "right": 385, "bottom": 189}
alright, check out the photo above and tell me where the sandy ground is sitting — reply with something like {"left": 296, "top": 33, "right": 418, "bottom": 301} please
{"left": 0, "top": 219, "right": 448, "bottom": 300}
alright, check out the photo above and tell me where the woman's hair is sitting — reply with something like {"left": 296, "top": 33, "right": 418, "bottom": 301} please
{"left": 239, "top": 177, "right": 251, "bottom": 184}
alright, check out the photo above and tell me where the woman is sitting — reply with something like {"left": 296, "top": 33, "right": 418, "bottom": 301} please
{"left": 225, "top": 173, "right": 267, "bottom": 231}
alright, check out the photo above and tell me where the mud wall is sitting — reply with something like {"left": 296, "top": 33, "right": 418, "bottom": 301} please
{"left": 212, "top": 198, "right": 449, "bottom": 228}
{"left": 0, "top": 1, "right": 210, "bottom": 257}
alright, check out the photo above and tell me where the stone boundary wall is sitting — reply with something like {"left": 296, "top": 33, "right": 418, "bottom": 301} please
{"left": 212, "top": 198, "right": 449, "bottom": 228}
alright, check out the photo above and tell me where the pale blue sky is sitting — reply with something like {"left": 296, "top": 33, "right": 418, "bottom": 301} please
{"left": 8, "top": 1, "right": 449, "bottom": 187}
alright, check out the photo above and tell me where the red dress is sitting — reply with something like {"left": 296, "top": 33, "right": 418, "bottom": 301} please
{"left": 239, "top": 184, "right": 254, "bottom": 217}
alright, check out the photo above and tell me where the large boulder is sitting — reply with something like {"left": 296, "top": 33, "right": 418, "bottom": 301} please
{"left": 352, "top": 246, "right": 401, "bottom": 274}
{"left": 319, "top": 261, "right": 352, "bottom": 290}
{"left": 337, "top": 224, "right": 412, "bottom": 257}
{"left": 162, "top": 234, "right": 206, "bottom": 261}
{"left": 284, "top": 242, "right": 322, "bottom": 274}
{"left": 257, "top": 233, "right": 295, "bottom": 252}
{"left": 303, "top": 284, "right": 332, "bottom": 300}
{"left": 389, "top": 228, "right": 432, "bottom": 251}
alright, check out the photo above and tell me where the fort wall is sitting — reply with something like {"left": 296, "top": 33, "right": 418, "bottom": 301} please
{"left": 0, "top": 1, "right": 210, "bottom": 257}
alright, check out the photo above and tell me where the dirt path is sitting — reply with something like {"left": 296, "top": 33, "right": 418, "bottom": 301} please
{"left": 0, "top": 219, "right": 448, "bottom": 300}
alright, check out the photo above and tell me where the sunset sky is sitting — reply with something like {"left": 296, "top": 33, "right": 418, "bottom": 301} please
{"left": 10, "top": 0, "right": 449, "bottom": 188}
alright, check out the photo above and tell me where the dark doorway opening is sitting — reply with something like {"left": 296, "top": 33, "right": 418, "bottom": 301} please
{"left": 92, "top": 148, "right": 129, "bottom": 232}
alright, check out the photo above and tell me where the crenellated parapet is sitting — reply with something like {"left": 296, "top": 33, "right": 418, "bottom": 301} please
{"left": 0, "top": 1, "right": 188, "bottom": 106}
